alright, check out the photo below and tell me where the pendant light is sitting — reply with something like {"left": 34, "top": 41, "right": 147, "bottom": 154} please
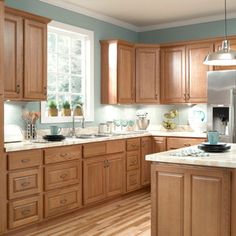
{"left": 203, "top": 0, "right": 236, "bottom": 65}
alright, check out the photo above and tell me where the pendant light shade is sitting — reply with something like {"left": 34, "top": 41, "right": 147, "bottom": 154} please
{"left": 203, "top": 0, "right": 236, "bottom": 66}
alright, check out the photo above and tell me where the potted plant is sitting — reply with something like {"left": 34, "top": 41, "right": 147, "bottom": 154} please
{"left": 48, "top": 100, "right": 58, "bottom": 116}
{"left": 73, "top": 103, "right": 83, "bottom": 116}
{"left": 61, "top": 101, "right": 71, "bottom": 116}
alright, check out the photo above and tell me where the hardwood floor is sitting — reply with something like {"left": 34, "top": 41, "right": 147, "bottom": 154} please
{"left": 8, "top": 190, "right": 150, "bottom": 236}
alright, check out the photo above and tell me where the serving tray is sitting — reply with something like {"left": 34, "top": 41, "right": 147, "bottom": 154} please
{"left": 43, "top": 135, "right": 65, "bottom": 142}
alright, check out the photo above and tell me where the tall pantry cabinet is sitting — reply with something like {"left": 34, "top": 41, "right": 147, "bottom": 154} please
{"left": 0, "top": 1, "right": 6, "bottom": 234}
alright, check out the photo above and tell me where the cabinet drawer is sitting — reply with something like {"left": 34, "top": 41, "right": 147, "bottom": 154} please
{"left": 44, "top": 145, "right": 82, "bottom": 164}
{"left": 44, "top": 185, "right": 81, "bottom": 218}
{"left": 167, "top": 137, "right": 205, "bottom": 150}
{"left": 127, "top": 170, "right": 140, "bottom": 192}
{"left": 127, "top": 138, "right": 140, "bottom": 151}
{"left": 8, "top": 150, "right": 42, "bottom": 170}
{"left": 8, "top": 195, "right": 42, "bottom": 229}
{"left": 106, "top": 140, "right": 125, "bottom": 154}
{"left": 127, "top": 150, "right": 140, "bottom": 171}
{"left": 8, "top": 169, "right": 42, "bottom": 199}
{"left": 83, "top": 142, "right": 106, "bottom": 158}
{"left": 45, "top": 161, "right": 80, "bottom": 190}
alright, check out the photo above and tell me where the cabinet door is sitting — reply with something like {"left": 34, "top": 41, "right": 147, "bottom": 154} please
{"left": 141, "top": 137, "right": 152, "bottom": 186}
{"left": 186, "top": 42, "right": 213, "bottom": 103}
{"left": 136, "top": 47, "right": 160, "bottom": 103}
{"left": 4, "top": 13, "right": 23, "bottom": 99}
{"left": 214, "top": 39, "right": 236, "bottom": 71}
{"left": 106, "top": 153, "right": 125, "bottom": 197}
{"left": 117, "top": 44, "right": 135, "bottom": 103}
{"left": 24, "top": 19, "right": 47, "bottom": 100}
{"left": 161, "top": 46, "right": 186, "bottom": 103}
{"left": 152, "top": 136, "right": 167, "bottom": 153}
{"left": 83, "top": 156, "right": 106, "bottom": 205}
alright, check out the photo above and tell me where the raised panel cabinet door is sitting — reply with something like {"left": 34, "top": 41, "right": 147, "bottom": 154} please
{"left": 186, "top": 42, "right": 213, "bottom": 103}
{"left": 117, "top": 44, "right": 135, "bottom": 103}
{"left": 83, "top": 156, "right": 106, "bottom": 205}
{"left": 214, "top": 39, "right": 236, "bottom": 71}
{"left": 152, "top": 136, "right": 167, "bottom": 153}
{"left": 141, "top": 137, "right": 152, "bottom": 186}
{"left": 151, "top": 165, "right": 185, "bottom": 236}
{"left": 24, "top": 19, "right": 47, "bottom": 100}
{"left": 4, "top": 12, "right": 23, "bottom": 99}
{"left": 161, "top": 46, "right": 186, "bottom": 103}
{"left": 135, "top": 47, "right": 160, "bottom": 103}
{"left": 106, "top": 153, "right": 125, "bottom": 197}
{"left": 188, "top": 168, "right": 231, "bottom": 236}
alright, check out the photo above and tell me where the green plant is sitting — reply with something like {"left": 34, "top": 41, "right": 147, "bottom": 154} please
{"left": 48, "top": 100, "right": 57, "bottom": 109}
{"left": 62, "top": 101, "right": 71, "bottom": 109}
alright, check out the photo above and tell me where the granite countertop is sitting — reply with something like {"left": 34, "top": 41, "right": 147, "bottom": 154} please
{"left": 146, "top": 144, "right": 236, "bottom": 168}
{"left": 4, "top": 130, "right": 206, "bottom": 152}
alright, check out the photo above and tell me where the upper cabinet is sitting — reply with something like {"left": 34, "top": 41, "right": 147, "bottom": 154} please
{"left": 4, "top": 7, "right": 50, "bottom": 100}
{"left": 100, "top": 40, "right": 135, "bottom": 104}
{"left": 161, "top": 42, "right": 213, "bottom": 104}
{"left": 135, "top": 45, "right": 160, "bottom": 103}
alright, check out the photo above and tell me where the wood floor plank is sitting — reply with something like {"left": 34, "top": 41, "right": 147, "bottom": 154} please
{"left": 6, "top": 190, "right": 150, "bottom": 236}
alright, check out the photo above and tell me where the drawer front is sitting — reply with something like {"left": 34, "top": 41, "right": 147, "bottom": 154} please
{"left": 44, "top": 185, "right": 81, "bottom": 217}
{"left": 8, "top": 195, "right": 42, "bottom": 229}
{"left": 8, "top": 169, "right": 42, "bottom": 199}
{"left": 45, "top": 161, "right": 80, "bottom": 190}
{"left": 8, "top": 150, "right": 42, "bottom": 170}
{"left": 127, "top": 170, "right": 140, "bottom": 192}
{"left": 106, "top": 140, "right": 125, "bottom": 154}
{"left": 83, "top": 142, "right": 106, "bottom": 158}
{"left": 167, "top": 137, "right": 205, "bottom": 150}
{"left": 44, "top": 145, "right": 82, "bottom": 164}
{"left": 127, "top": 150, "right": 140, "bottom": 171}
{"left": 127, "top": 138, "right": 140, "bottom": 151}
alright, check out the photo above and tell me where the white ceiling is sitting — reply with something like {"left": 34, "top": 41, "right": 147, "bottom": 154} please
{"left": 40, "top": 0, "right": 236, "bottom": 32}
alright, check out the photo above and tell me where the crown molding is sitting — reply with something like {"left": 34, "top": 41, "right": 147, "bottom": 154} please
{"left": 39, "top": 0, "right": 236, "bottom": 33}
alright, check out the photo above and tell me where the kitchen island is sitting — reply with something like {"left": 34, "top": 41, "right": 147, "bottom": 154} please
{"left": 146, "top": 145, "right": 236, "bottom": 236}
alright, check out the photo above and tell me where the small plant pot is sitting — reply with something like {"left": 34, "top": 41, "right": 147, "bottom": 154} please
{"left": 74, "top": 107, "right": 83, "bottom": 116}
{"left": 61, "top": 108, "right": 71, "bottom": 116}
{"left": 48, "top": 108, "right": 58, "bottom": 117}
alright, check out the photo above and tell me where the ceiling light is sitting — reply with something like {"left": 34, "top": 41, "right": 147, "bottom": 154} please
{"left": 203, "top": 0, "right": 236, "bottom": 66}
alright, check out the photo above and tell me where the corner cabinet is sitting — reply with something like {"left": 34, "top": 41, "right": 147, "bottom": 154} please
{"left": 4, "top": 7, "right": 50, "bottom": 100}
{"left": 161, "top": 42, "right": 213, "bottom": 104}
{"left": 151, "top": 164, "right": 231, "bottom": 236}
{"left": 100, "top": 40, "right": 135, "bottom": 104}
{"left": 135, "top": 45, "right": 160, "bottom": 103}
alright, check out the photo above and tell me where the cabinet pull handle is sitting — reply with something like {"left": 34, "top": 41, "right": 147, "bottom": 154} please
{"left": 44, "top": 86, "right": 47, "bottom": 96}
{"left": 104, "top": 160, "right": 108, "bottom": 168}
{"left": 130, "top": 179, "right": 137, "bottom": 184}
{"left": 60, "top": 153, "right": 67, "bottom": 157}
{"left": 60, "top": 199, "right": 67, "bottom": 205}
{"left": 184, "top": 143, "right": 191, "bottom": 147}
{"left": 60, "top": 173, "right": 68, "bottom": 179}
{"left": 155, "top": 93, "right": 158, "bottom": 99}
{"left": 187, "top": 93, "right": 190, "bottom": 100}
{"left": 21, "top": 159, "right": 30, "bottom": 163}
{"left": 21, "top": 209, "right": 31, "bottom": 216}
{"left": 16, "top": 85, "right": 20, "bottom": 94}
{"left": 21, "top": 181, "right": 31, "bottom": 187}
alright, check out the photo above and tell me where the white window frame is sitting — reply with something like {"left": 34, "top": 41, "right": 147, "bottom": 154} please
{"left": 41, "top": 21, "right": 94, "bottom": 123}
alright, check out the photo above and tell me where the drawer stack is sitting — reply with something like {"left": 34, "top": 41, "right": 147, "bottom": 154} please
{"left": 7, "top": 150, "right": 43, "bottom": 229}
{"left": 44, "top": 145, "right": 82, "bottom": 218}
{"left": 126, "top": 138, "right": 141, "bottom": 192}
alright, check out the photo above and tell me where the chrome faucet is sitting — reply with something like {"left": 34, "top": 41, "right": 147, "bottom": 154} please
{"left": 70, "top": 113, "right": 85, "bottom": 137}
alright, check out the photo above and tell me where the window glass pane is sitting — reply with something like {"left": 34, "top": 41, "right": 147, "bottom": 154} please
{"left": 58, "top": 74, "right": 69, "bottom": 92}
{"left": 48, "top": 73, "right": 57, "bottom": 92}
{"left": 71, "top": 76, "right": 82, "bottom": 93}
{"left": 48, "top": 32, "right": 57, "bottom": 53}
{"left": 71, "top": 56, "right": 82, "bottom": 75}
{"left": 71, "top": 39, "right": 82, "bottom": 55}
{"left": 58, "top": 55, "right": 69, "bottom": 74}
{"left": 58, "top": 35, "right": 70, "bottom": 55}
{"left": 47, "top": 94, "right": 57, "bottom": 105}
{"left": 58, "top": 94, "right": 67, "bottom": 109}
{"left": 48, "top": 53, "right": 57, "bottom": 72}
{"left": 71, "top": 94, "right": 83, "bottom": 109}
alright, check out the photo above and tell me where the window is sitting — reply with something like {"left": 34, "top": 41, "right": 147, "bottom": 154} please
{"left": 41, "top": 21, "right": 94, "bottom": 123}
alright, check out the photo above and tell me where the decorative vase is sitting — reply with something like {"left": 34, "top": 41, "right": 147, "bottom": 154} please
{"left": 62, "top": 108, "right": 71, "bottom": 116}
{"left": 48, "top": 108, "right": 58, "bottom": 116}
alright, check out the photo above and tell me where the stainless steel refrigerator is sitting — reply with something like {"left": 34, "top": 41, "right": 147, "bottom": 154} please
{"left": 207, "top": 70, "right": 236, "bottom": 143}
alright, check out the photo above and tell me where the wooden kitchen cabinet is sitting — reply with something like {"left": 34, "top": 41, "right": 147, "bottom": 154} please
{"left": 152, "top": 136, "right": 167, "bottom": 153}
{"left": 135, "top": 45, "right": 160, "bottom": 103}
{"left": 151, "top": 164, "right": 231, "bottom": 236}
{"left": 4, "top": 7, "right": 50, "bottom": 100}
{"left": 161, "top": 42, "right": 213, "bottom": 104}
{"left": 140, "top": 137, "right": 153, "bottom": 186}
{"left": 100, "top": 40, "right": 135, "bottom": 104}
{"left": 167, "top": 137, "right": 205, "bottom": 150}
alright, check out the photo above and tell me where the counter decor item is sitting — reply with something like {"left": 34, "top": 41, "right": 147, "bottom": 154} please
{"left": 136, "top": 110, "right": 150, "bottom": 130}
{"left": 43, "top": 135, "right": 65, "bottom": 142}
{"left": 48, "top": 100, "right": 58, "bottom": 116}
{"left": 22, "top": 111, "right": 40, "bottom": 140}
{"left": 162, "top": 109, "right": 178, "bottom": 130}
{"left": 61, "top": 101, "right": 71, "bottom": 116}
{"left": 198, "top": 142, "right": 231, "bottom": 152}
{"left": 207, "top": 130, "right": 219, "bottom": 144}
{"left": 50, "top": 125, "right": 61, "bottom": 135}
{"left": 73, "top": 104, "right": 83, "bottom": 116}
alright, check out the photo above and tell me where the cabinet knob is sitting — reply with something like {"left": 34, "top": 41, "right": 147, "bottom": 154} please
{"left": 21, "top": 159, "right": 30, "bottom": 163}
{"left": 44, "top": 87, "right": 47, "bottom": 96}
{"left": 60, "top": 153, "right": 67, "bottom": 157}
{"left": 60, "top": 199, "right": 67, "bottom": 205}
{"left": 16, "top": 85, "right": 20, "bottom": 94}
{"left": 60, "top": 173, "right": 68, "bottom": 179}
{"left": 21, "top": 181, "right": 31, "bottom": 187}
{"left": 21, "top": 209, "right": 31, "bottom": 216}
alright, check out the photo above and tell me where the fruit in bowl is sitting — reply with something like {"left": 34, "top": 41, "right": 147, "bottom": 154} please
{"left": 162, "top": 120, "right": 176, "bottom": 130}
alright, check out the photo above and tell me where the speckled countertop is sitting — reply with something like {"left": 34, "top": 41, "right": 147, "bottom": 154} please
{"left": 146, "top": 144, "right": 236, "bottom": 168}
{"left": 4, "top": 130, "right": 206, "bottom": 152}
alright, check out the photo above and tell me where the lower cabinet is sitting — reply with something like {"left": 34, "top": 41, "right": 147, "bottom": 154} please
{"left": 151, "top": 164, "right": 231, "bottom": 236}
{"left": 167, "top": 137, "right": 205, "bottom": 150}
{"left": 152, "top": 136, "right": 167, "bottom": 153}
